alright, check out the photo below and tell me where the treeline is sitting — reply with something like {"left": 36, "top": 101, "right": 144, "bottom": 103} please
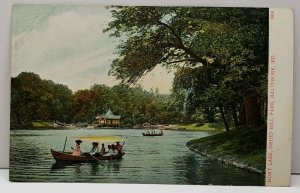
{"left": 11, "top": 72, "right": 199, "bottom": 128}
{"left": 11, "top": 70, "right": 266, "bottom": 130}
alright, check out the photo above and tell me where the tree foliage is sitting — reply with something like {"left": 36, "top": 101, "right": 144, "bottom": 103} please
{"left": 104, "top": 6, "right": 269, "bottom": 129}
{"left": 11, "top": 72, "right": 73, "bottom": 126}
{"left": 11, "top": 72, "right": 182, "bottom": 127}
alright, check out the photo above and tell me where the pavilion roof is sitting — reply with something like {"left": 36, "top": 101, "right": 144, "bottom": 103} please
{"left": 96, "top": 109, "right": 121, "bottom": 119}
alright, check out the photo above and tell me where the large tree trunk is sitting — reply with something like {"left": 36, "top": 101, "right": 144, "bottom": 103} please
{"left": 231, "top": 104, "right": 239, "bottom": 128}
{"left": 219, "top": 106, "right": 229, "bottom": 132}
{"left": 239, "top": 94, "right": 262, "bottom": 126}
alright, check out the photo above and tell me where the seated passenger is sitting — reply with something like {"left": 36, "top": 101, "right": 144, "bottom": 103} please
{"left": 116, "top": 141, "right": 123, "bottom": 154}
{"left": 89, "top": 142, "right": 99, "bottom": 156}
{"left": 106, "top": 145, "right": 114, "bottom": 156}
{"left": 72, "top": 140, "right": 82, "bottom": 156}
{"left": 111, "top": 144, "right": 116, "bottom": 153}
{"left": 100, "top": 143, "right": 106, "bottom": 155}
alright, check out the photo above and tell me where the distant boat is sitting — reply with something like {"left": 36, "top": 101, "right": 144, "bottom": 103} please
{"left": 86, "top": 125, "right": 95, "bottom": 129}
{"left": 53, "top": 121, "right": 64, "bottom": 127}
{"left": 142, "top": 130, "right": 164, "bottom": 136}
{"left": 53, "top": 121, "right": 76, "bottom": 128}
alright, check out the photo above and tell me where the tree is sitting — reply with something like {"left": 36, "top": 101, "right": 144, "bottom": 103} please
{"left": 104, "top": 6, "right": 268, "bottom": 128}
{"left": 71, "top": 89, "right": 96, "bottom": 122}
{"left": 11, "top": 72, "right": 73, "bottom": 127}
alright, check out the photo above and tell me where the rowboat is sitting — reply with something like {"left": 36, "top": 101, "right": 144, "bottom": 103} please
{"left": 51, "top": 135, "right": 126, "bottom": 162}
{"left": 142, "top": 130, "right": 164, "bottom": 136}
{"left": 51, "top": 149, "right": 125, "bottom": 162}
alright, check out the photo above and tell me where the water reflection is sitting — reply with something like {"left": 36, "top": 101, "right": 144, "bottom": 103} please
{"left": 172, "top": 154, "right": 264, "bottom": 185}
{"left": 51, "top": 162, "right": 68, "bottom": 170}
{"left": 90, "top": 162, "right": 100, "bottom": 175}
{"left": 74, "top": 164, "right": 82, "bottom": 175}
{"left": 106, "top": 160, "right": 122, "bottom": 172}
{"left": 50, "top": 160, "right": 123, "bottom": 176}
{"left": 199, "top": 160, "right": 265, "bottom": 186}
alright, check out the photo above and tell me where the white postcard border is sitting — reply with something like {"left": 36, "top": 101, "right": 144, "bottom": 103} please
{"left": 266, "top": 8, "right": 293, "bottom": 186}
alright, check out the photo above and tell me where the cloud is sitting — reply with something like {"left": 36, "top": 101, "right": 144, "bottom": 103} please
{"left": 11, "top": 5, "right": 173, "bottom": 94}
{"left": 12, "top": 8, "right": 117, "bottom": 89}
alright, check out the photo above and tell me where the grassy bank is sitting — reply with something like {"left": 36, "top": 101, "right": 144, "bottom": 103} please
{"left": 186, "top": 125, "right": 267, "bottom": 174}
{"left": 167, "top": 123, "right": 225, "bottom": 132}
{"left": 31, "top": 121, "right": 53, "bottom": 128}
{"left": 11, "top": 121, "right": 54, "bottom": 130}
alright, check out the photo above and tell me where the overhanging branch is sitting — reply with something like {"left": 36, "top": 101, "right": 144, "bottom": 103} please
{"left": 157, "top": 20, "right": 208, "bottom": 66}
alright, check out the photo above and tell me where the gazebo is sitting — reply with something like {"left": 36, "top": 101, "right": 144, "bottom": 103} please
{"left": 95, "top": 109, "right": 121, "bottom": 126}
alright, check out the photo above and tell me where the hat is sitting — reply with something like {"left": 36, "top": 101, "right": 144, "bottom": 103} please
{"left": 92, "top": 142, "right": 99, "bottom": 145}
{"left": 75, "top": 140, "right": 82, "bottom": 144}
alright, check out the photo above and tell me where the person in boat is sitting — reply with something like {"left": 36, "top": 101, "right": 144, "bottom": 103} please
{"left": 116, "top": 141, "right": 123, "bottom": 154}
{"left": 72, "top": 140, "right": 82, "bottom": 156}
{"left": 106, "top": 145, "right": 114, "bottom": 156}
{"left": 110, "top": 144, "right": 117, "bottom": 153}
{"left": 89, "top": 142, "right": 100, "bottom": 156}
{"left": 100, "top": 143, "right": 106, "bottom": 155}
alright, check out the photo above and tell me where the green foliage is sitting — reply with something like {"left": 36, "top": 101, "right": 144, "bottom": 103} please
{"left": 105, "top": 7, "right": 268, "bottom": 83}
{"left": 171, "top": 123, "right": 225, "bottom": 131}
{"left": 105, "top": 7, "right": 269, "bottom": 128}
{"left": 31, "top": 121, "right": 53, "bottom": 128}
{"left": 11, "top": 72, "right": 73, "bottom": 127}
{"left": 11, "top": 72, "right": 186, "bottom": 128}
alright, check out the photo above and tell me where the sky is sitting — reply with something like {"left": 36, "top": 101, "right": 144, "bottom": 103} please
{"left": 11, "top": 4, "right": 174, "bottom": 94}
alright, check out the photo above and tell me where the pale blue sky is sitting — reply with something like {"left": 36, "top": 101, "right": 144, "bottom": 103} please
{"left": 11, "top": 4, "right": 174, "bottom": 94}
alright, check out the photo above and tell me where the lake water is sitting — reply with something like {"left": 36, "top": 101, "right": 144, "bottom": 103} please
{"left": 10, "top": 129, "right": 265, "bottom": 185}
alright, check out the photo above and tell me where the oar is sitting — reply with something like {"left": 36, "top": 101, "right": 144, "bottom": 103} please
{"left": 90, "top": 154, "right": 102, "bottom": 162}
{"left": 119, "top": 141, "right": 126, "bottom": 153}
{"left": 123, "top": 136, "right": 128, "bottom": 145}
{"left": 63, "top": 136, "right": 67, "bottom": 152}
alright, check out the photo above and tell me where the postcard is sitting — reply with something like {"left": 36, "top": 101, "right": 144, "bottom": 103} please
{"left": 10, "top": 4, "right": 293, "bottom": 186}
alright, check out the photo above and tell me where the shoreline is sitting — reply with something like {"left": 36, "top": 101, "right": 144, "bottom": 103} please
{"left": 11, "top": 122, "right": 224, "bottom": 132}
{"left": 186, "top": 126, "right": 267, "bottom": 176}
{"left": 10, "top": 127, "right": 219, "bottom": 132}
{"left": 10, "top": 126, "right": 222, "bottom": 132}
{"left": 186, "top": 143, "right": 265, "bottom": 175}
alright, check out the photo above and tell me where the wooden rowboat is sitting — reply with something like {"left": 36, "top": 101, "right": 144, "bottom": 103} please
{"left": 51, "top": 149, "right": 125, "bottom": 162}
{"left": 51, "top": 135, "right": 126, "bottom": 162}
{"left": 142, "top": 132, "right": 163, "bottom": 136}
